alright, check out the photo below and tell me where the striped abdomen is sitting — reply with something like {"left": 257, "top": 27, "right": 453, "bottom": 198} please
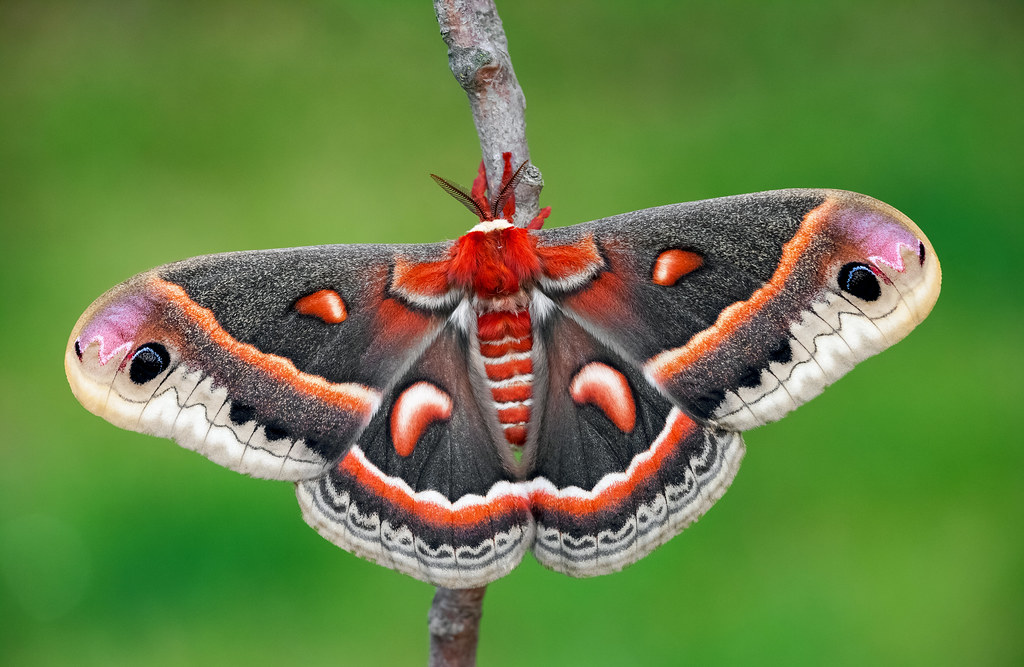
{"left": 477, "top": 310, "right": 533, "bottom": 447}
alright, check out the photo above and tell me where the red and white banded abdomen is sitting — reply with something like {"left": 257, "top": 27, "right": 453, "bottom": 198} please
{"left": 477, "top": 310, "right": 534, "bottom": 446}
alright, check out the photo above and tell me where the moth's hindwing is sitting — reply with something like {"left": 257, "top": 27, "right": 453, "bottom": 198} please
{"left": 528, "top": 309, "right": 745, "bottom": 577}
{"left": 66, "top": 241, "right": 457, "bottom": 480}
{"left": 537, "top": 189, "right": 941, "bottom": 430}
{"left": 297, "top": 324, "right": 534, "bottom": 589}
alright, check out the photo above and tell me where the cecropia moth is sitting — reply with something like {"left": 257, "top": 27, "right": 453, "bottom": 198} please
{"left": 65, "top": 157, "right": 941, "bottom": 588}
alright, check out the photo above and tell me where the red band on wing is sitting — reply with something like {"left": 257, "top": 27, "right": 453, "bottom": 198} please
{"left": 154, "top": 279, "right": 380, "bottom": 413}
{"left": 646, "top": 199, "right": 837, "bottom": 381}
{"left": 339, "top": 448, "right": 531, "bottom": 528}
{"left": 294, "top": 289, "right": 347, "bottom": 323}
{"left": 530, "top": 410, "right": 696, "bottom": 515}
{"left": 336, "top": 412, "right": 700, "bottom": 527}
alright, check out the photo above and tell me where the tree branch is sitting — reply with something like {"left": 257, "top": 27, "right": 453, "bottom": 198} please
{"left": 434, "top": 0, "right": 543, "bottom": 226}
{"left": 428, "top": 1, "right": 538, "bottom": 664}
{"left": 428, "top": 586, "right": 487, "bottom": 667}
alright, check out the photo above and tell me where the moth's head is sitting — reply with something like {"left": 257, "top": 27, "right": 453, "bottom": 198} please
{"left": 65, "top": 273, "right": 180, "bottom": 429}
{"left": 819, "top": 189, "right": 941, "bottom": 343}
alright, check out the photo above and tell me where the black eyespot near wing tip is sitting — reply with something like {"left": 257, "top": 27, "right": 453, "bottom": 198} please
{"left": 838, "top": 262, "right": 882, "bottom": 302}
{"left": 918, "top": 241, "right": 926, "bottom": 265}
{"left": 128, "top": 342, "right": 170, "bottom": 384}
{"left": 74, "top": 340, "right": 83, "bottom": 360}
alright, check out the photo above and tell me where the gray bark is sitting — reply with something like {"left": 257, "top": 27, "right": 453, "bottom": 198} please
{"left": 428, "top": 586, "right": 487, "bottom": 667}
{"left": 434, "top": 0, "right": 543, "bottom": 226}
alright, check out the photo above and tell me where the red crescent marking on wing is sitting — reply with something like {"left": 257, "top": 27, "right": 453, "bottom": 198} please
{"left": 154, "top": 279, "right": 380, "bottom": 414}
{"left": 529, "top": 410, "right": 697, "bottom": 515}
{"left": 646, "top": 199, "right": 838, "bottom": 382}
{"left": 652, "top": 249, "right": 703, "bottom": 286}
{"left": 294, "top": 289, "right": 347, "bottom": 323}
{"left": 569, "top": 362, "right": 636, "bottom": 433}
{"left": 338, "top": 448, "right": 531, "bottom": 528}
{"left": 390, "top": 382, "right": 453, "bottom": 457}
{"left": 536, "top": 234, "right": 602, "bottom": 281}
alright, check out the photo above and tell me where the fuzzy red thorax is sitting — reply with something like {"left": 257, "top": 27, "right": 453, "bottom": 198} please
{"left": 448, "top": 226, "right": 541, "bottom": 298}
{"left": 428, "top": 152, "right": 552, "bottom": 300}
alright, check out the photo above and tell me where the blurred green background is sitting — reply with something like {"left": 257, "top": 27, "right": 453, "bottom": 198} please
{"left": 1, "top": 0, "right": 1021, "bottom": 664}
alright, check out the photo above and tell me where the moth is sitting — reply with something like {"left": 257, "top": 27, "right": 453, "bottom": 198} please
{"left": 66, "top": 157, "right": 941, "bottom": 589}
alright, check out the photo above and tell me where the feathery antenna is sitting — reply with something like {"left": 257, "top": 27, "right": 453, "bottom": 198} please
{"left": 430, "top": 174, "right": 488, "bottom": 220}
{"left": 491, "top": 161, "right": 528, "bottom": 220}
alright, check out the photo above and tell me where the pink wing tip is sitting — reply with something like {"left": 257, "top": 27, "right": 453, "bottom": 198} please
{"left": 76, "top": 294, "right": 158, "bottom": 366}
